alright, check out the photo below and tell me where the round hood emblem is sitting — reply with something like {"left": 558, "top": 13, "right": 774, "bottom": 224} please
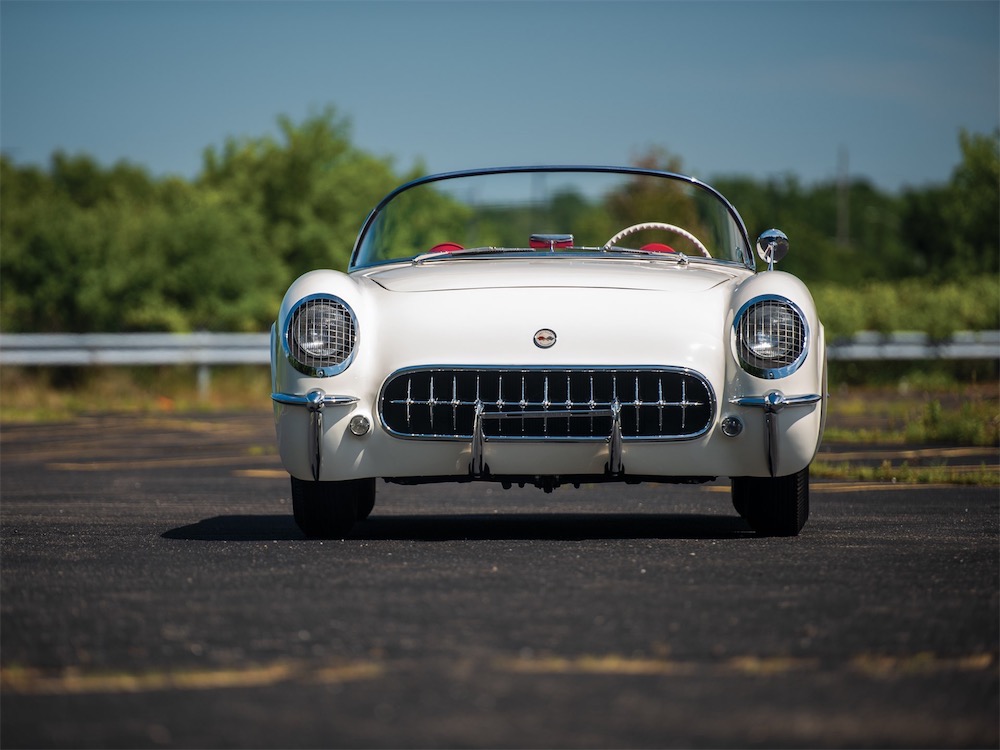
{"left": 533, "top": 328, "right": 557, "bottom": 348}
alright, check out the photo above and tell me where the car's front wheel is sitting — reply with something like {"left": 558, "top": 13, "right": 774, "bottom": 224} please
{"left": 731, "top": 468, "right": 809, "bottom": 536}
{"left": 356, "top": 483, "right": 376, "bottom": 521}
{"left": 290, "top": 477, "right": 375, "bottom": 538}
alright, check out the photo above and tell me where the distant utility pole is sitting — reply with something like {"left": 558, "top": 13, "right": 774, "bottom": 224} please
{"left": 837, "top": 145, "right": 850, "bottom": 247}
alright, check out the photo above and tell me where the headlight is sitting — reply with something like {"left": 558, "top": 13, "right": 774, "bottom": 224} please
{"left": 734, "top": 296, "right": 807, "bottom": 379}
{"left": 284, "top": 295, "right": 357, "bottom": 376}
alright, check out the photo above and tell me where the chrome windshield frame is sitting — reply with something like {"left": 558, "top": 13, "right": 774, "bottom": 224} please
{"left": 348, "top": 166, "right": 756, "bottom": 272}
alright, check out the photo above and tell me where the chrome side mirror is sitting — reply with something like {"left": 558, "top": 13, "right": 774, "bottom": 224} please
{"left": 756, "top": 229, "right": 789, "bottom": 271}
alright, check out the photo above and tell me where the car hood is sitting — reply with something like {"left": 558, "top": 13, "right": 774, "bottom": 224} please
{"left": 336, "top": 258, "right": 753, "bottom": 372}
{"left": 358, "top": 257, "right": 741, "bottom": 293}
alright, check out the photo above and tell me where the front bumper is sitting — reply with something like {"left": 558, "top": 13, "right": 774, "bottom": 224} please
{"left": 272, "top": 385, "right": 825, "bottom": 483}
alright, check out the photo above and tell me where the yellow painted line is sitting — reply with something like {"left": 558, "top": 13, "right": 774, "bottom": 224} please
{"left": 495, "top": 651, "right": 996, "bottom": 678}
{"left": 0, "top": 660, "right": 383, "bottom": 696}
{"left": 704, "top": 482, "right": 971, "bottom": 493}
{"left": 235, "top": 469, "right": 288, "bottom": 479}
{"left": 48, "top": 456, "right": 280, "bottom": 471}
{"left": 497, "top": 654, "right": 815, "bottom": 677}
{"left": 849, "top": 652, "right": 997, "bottom": 678}
{"left": 811, "top": 482, "right": 977, "bottom": 493}
{"left": 131, "top": 416, "right": 267, "bottom": 436}
{"left": 5, "top": 651, "right": 991, "bottom": 695}
{"left": 725, "top": 655, "right": 822, "bottom": 675}
{"left": 497, "top": 654, "right": 699, "bottom": 676}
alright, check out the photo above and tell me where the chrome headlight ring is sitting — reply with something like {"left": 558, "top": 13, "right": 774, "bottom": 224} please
{"left": 733, "top": 295, "right": 808, "bottom": 379}
{"left": 282, "top": 294, "right": 358, "bottom": 377}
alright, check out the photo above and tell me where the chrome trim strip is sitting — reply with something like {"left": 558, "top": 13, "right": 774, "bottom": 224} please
{"left": 482, "top": 408, "right": 616, "bottom": 419}
{"left": 271, "top": 392, "right": 360, "bottom": 408}
{"left": 729, "top": 393, "right": 823, "bottom": 409}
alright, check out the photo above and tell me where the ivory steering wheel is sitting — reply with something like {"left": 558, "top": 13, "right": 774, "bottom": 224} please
{"left": 604, "top": 221, "right": 711, "bottom": 258}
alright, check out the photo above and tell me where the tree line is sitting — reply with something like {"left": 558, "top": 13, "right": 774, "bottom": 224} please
{"left": 1, "top": 107, "right": 996, "bottom": 334}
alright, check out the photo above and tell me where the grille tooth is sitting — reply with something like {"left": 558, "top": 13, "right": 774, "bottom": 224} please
{"left": 381, "top": 368, "right": 714, "bottom": 440}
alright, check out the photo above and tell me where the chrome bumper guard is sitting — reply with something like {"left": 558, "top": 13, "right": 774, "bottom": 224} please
{"left": 272, "top": 390, "right": 358, "bottom": 481}
{"left": 730, "top": 391, "right": 823, "bottom": 477}
{"left": 470, "top": 401, "right": 625, "bottom": 480}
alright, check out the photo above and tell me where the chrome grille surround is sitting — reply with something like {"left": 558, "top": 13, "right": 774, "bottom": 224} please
{"left": 379, "top": 366, "right": 715, "bottom": 441}
{"left": 733, "top": 295, "right": 808, "bottom": 379}
{"left": 283, "top": 294, "right": 358, "bottom": 377}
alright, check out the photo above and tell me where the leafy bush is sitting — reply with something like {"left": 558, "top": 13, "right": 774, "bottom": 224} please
{"left": 0, "top": 108, "right": 398, "bottom": 333}
{"left": 812, "top": 277, "right": 1000, "bottom": 338}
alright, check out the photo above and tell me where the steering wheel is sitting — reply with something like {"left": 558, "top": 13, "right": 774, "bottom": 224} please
{"left": 604, "top": 222, "right": 711, "bottom": 258}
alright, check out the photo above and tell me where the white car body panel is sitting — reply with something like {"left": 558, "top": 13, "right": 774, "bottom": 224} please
{"left": 272, "top": 260, "right": 826, "bottom": 482}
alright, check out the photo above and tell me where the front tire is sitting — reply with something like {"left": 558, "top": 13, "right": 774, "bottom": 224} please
{"left": 731, "top": 467, "right": 809, "bottom": 536}
{"left": 290, "top": 477, "right": 375, "bottom": 538}
{"left": 356, "top": 480, "right": 376, "bottom": 521}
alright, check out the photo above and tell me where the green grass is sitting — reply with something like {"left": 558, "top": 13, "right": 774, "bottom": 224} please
{"left": 0, "top": 365, "right": 273, "bottom": 423}
{"left": 811, "top": 459, "right": 999, "bottom": 486}
{"left": 823, "top": 385, "right": 999, "bottom": 447}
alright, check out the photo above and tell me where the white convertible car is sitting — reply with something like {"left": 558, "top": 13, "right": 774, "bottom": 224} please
{"left": 271, "top": 167, "right": 827, "bottom": 537}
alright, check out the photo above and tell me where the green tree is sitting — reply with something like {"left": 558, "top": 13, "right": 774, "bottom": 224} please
{"left": 3, "top": 120, "right": 996, "bottom": 335}
{"left": 199, "top": 107, "right": 398, "bottom": 275}
{"left": 947, "top": 129, "right": 999, "bottom": 274}
{"left": 1, "top": 155, "right": 111, "bottom": 331}
{"left": 0, "top": 155, "right": 287, "bottom": 332}
{"left": 1, "top": 108, "right": 404, "bottom": 333}
{"left": 901, "top": 129, "right": 999, "bottom": 279}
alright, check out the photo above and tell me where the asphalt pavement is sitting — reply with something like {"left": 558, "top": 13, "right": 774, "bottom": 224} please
{"left": 1, "top": 412, "right": 997, "bottom": 748}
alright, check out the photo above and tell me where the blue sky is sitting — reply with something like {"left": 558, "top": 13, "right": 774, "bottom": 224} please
{"left": 2, "top": 0, "right": 997, "bottom": 192}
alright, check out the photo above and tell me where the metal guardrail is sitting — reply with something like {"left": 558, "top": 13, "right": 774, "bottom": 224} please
{"left": 826, "top": 330, "right": 1000, "bottom": 361}
{"left": 0, "top": 333, "right": 270, "bottom": 366}
{"left": 0, "top": 331, "right": 997, "bottom": 366}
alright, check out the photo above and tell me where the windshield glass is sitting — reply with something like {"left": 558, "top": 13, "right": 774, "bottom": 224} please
{"left": 350, "top": 167, "right": 752, "bottom": 270}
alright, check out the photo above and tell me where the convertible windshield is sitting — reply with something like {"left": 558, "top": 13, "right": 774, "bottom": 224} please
{"left": 350, "top": 167, "right": 753, "bottom": 270}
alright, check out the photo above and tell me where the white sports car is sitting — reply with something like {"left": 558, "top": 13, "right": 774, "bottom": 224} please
{"left": 271, "top": 167, "right": 827, "bottom": 537}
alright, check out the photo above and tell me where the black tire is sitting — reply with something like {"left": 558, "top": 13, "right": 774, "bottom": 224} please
{"left": 355, "top": 479, "right": 376, "bottom": 521}
{"left": 731, "top": 467, "right": 809, "bottom": 536}
{"left": 291, "top": 477, "right": 374, "bottom": 538}
{"left": 731, "top": 493, "right": 749, "bottom": 519}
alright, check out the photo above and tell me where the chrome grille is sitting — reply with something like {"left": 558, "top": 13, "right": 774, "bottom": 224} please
{"left": 379, "top": 368, "right": 714, "bottom": 440}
